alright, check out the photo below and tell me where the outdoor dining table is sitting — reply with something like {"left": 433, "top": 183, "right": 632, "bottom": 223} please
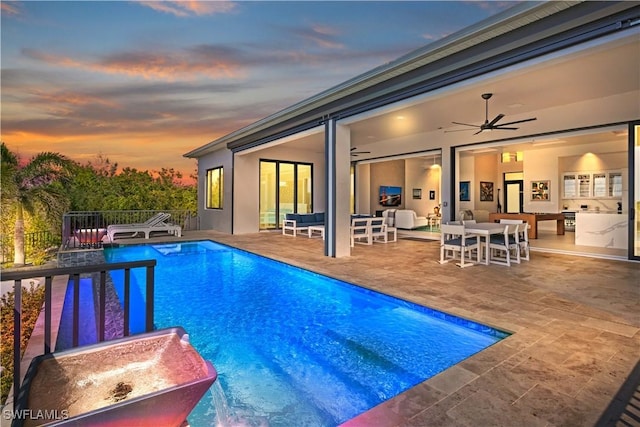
{"left": 464, "top": 222, "right": 506, "bottom": 265}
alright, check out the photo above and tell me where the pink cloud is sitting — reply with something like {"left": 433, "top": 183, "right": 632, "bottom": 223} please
{"left": 135, "top": 0, "right": 236, "bottom": 17}
{"left": 1, "top": 1, "right": 21, "bottom": 15}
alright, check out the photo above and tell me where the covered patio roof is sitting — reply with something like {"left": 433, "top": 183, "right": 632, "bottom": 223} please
{"left": 184, "top": 1, "right": 639, "bottom": 160}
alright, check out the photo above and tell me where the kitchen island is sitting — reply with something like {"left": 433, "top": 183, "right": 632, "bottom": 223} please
{"left": 488, "top": 212, "right": 565, "bottom": 239}
{"left": 575, "top": 211, "right": 627, "bottom": 249}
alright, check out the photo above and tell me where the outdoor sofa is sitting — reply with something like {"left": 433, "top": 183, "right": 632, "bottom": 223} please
{"left": 282, "top": 213, "right": 325, "bottom": 236}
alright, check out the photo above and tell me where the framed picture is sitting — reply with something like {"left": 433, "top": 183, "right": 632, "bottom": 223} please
{"left": 480, "top": 181, "right": 493, "bottom": 201}
{"left": 379, "top": 186, "right": 402, "bottom": 206}
{"left": 531, "top": 180, "right": 550, "bottom": 201}
{"left": 429, "top": 190, "right": 436, "bottom": 200}
{"left": 412, "top": 188, "right": 422, "bottom": 199}
{"left": 459, "top": 181, "right": 470, "bottom": 201}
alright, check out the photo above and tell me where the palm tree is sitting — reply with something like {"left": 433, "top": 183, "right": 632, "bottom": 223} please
{"left": 1, "top": 143, "right": 74, "bottom": 266}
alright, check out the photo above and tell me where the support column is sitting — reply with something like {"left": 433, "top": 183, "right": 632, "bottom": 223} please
{"left": 324, "top": 118, "right": 352, "bottom": 257}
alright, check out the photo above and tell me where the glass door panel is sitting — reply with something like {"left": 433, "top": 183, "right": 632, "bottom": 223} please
{"left": 278, "top": 163, "right": 295, "bottom": 226}
{"left": 297, "top": 164, "right": 312, "bottom": 214}
{"left": 633, "top": 122, "right": 640, "bottom": 259}
{"left": 259, "top": 161, "right": 277, "bottom": 230}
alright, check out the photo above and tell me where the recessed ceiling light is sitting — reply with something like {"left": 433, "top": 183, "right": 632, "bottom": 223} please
{"left": 396, "top": 115, "right": 405, "bottom": 120}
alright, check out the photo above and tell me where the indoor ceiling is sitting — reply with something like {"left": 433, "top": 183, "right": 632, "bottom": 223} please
{"left": 276, "top": 28, "right": 639, "bottom": 160}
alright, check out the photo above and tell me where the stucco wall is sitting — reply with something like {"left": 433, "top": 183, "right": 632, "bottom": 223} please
{"left": 196, "top": 147, "right": 233, "bottom": 233}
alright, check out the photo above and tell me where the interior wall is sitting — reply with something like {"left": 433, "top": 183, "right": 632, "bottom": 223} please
{"left": 369, "top": 160, "right": 405, "bottom": 215}
{"left": 458, "top": 154, "right": 475, "bottom": 213}
{"left": 404, "top": 158, "right": 441, "bottom": 217}
{"left": 355, "top": 163, "right": 371, "bottom": 214}
{"left": 474, "top": 153, "right": 499, "bottom": 212}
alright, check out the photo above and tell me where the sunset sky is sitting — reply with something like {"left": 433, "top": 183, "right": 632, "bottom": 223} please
{"left": 1, "top": 1, "right": 516, "bottom": 183}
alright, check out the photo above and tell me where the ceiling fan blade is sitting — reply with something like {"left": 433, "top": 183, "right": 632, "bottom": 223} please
{"left": 487, "top": 113, "right": 505, "bottom": 127}
{"left": 451, "top": 121, "right": 480, "bottom": 128}
{"left": 444, "top": 128, "right": 476, "bottom": 133}
{"left": 495, "top": 117, "right": 537, "bottom": 126}
{"left": 473, "top": 129, "right": 484, "bottom": 135}
{"left": 492, "top": 127, "right": 519, "bottom": 130}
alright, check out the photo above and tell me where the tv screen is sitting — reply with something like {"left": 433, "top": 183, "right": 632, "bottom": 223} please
{"left": 379, "top": 186, "right": 402, "bottom": 206}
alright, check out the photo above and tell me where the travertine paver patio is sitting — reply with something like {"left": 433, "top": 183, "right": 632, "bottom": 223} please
{"left": 123, "top": 230, "right": 640, "bottom": 426}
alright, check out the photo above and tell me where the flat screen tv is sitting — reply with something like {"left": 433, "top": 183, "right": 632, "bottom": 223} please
{"left": 379, "top": 186, "right": 402, "bottom": 207}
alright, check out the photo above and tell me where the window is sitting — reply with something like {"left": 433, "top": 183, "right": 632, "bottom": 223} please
{"left": 206, "top": 167, "right": 223, "bottom": 209}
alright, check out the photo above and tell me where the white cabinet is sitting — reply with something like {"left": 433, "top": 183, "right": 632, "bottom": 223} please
{"left": 578, "top": 174, "right": 591, "bottom": 198}
{"left": 562, "top": 171, "right": 622, "bottom": 199}
{"left": 592, "top": 173, "right": 606, "bottom": 198}
{"left": 608, "top": 172, "right": 622, "bottom": 197}
{"left": 563, "top": 174, "right": 576, "bottom": 198}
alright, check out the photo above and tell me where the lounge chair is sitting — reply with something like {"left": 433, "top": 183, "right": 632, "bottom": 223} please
{"left": 107, "top": 213, "right": 181, "bottom": 241}
{"left": 106, "top": 212, "right": 170, "bottom": 233}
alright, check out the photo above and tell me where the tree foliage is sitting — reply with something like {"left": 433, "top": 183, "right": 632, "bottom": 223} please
{"left": 1, "top": 146, "right": 197, "bottom": 265}
{"left": 1, "top": 143, "right": 75, "bottom": 265}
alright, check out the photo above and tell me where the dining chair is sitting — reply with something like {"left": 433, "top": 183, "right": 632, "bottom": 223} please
{"left": 516, "top": 222, "right": 530, "bottom": 261}
{"left": 439, "top": 223, "right": 479, "bottom": 268}
{"left": 499, "top": 219, "right": 524, "bottom": 224}
{"left": 488, "top": 224, "right": 519, "bottom": 266}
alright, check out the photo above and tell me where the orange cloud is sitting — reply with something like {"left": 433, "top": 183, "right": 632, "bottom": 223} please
{"left": 23, "top": 48, "right": 244, "bottom": 81}
{"left": 135, "top": 0, "right": 236, "bottom": 17}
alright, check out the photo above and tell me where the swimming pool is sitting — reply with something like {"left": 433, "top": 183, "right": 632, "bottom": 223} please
{"left": 104, "top": 240, "right": 508, "bottom": 426}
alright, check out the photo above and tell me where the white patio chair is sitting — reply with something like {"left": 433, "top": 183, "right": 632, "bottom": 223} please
{"left": 439, "top": 223, "right": 480, "bottom": 268}
{"left": 370, "top": 218, "right": 388, "bottom": 244}
{"left": 351, "top": 217, "right": 372, "bottom": 246}
{"left": 488, "top": 224, "right": 519, "bottom": 266}
{"left": 499, "top": 219, "right": 524, "bottom": 224}
{"left": 516, "top": 222, "right": 530, "bottom": 261}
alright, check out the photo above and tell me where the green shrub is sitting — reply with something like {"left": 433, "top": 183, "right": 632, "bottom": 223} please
{"left": 0, "top": 281, "right": 45, "bottom": 404}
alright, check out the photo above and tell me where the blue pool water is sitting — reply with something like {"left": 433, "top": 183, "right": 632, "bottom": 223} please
{"left": 104, "top": 240, "right": 508, "bottom": 426}
{"left": 57, "top": 277, "right": 97, "bottom": 351}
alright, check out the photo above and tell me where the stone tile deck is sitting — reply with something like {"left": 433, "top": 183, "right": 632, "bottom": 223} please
{"left": 116, "top": 230, "right": 640, "bottom": 426}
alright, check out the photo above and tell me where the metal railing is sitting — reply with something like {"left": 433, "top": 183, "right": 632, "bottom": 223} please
{"left": 0, "top": 231, "right": 59, "bottom": 264}
{"left": 62, "top": 210, "right": 198, "bottom": 250}
{"left": 2, "top": 260, "right": 156, "bottom": 409}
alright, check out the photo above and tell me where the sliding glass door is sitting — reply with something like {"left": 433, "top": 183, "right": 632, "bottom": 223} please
{"left": 259, "top": 160, "right": 313, "bottom": 230}
{"left": 631, "top": 121, "right": 639, "bottom": 260}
